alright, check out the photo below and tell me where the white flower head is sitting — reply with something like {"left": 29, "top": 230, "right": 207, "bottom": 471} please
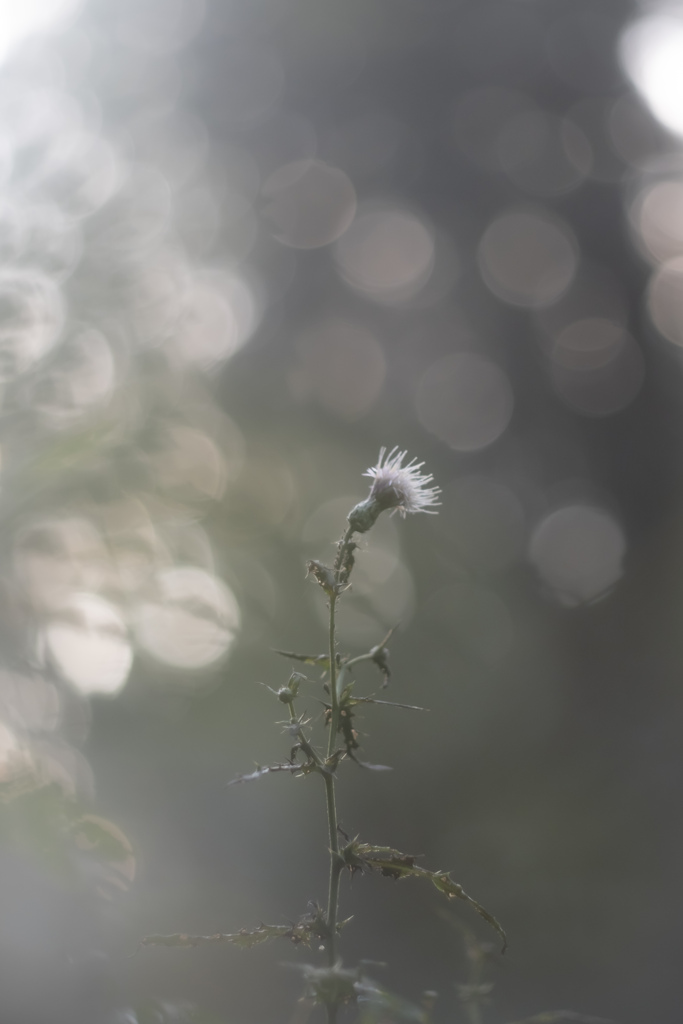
{"left": 348, "top": 447, "right": 441, "bottom": 533}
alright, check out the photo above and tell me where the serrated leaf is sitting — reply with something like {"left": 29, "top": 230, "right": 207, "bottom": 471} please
{"left": 352, "top": 697, "right": 427, "bottom": 712}
{"left": 227, "top": 762, "right": 307, "bottom": 785}
{"left": 349, "top": 843, "right": 507, "bottom": 953}
{"left": 273, "top": 649, "right": 330, "bottom": 669}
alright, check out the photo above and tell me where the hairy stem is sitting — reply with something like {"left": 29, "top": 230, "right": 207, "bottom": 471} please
{"left": 334, "top": 525, "right": 355, "bottom": 573}
{"left": 324, "top": 770, "right": 341, "bottom": 959}
{"left": 322, "top": 525, "right": 356, "bottom": 1021}
{"left": 327, "top": 593, "right": 339, "bottom": 759}
{"left": 324, "top": 591, "right": 341, "bottom": 956}
{"left": 324, "top": 593, "right": 342, "bottom": 1024}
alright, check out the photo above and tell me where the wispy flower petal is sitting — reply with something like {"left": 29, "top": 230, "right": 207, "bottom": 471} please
{"left": 364, "top": 447, "right": 441, "bottom": 516}
{"left": 348, "top": 447, "right": 441, "bottom": 533}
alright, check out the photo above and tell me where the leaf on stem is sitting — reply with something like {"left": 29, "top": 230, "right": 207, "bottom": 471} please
{"left": 342, "top": 842, "right": 508, "bottom": 953}
{"left": 353, "top": 697, "right": 427, "bottom": 712}
{"left": 227, "top": 762, "right": 313, "bottom": 785}
{"left": 369, "top": 626, "right": 397, "bottom": 686}
{"left": 273, "top": 649, "right": 331, "bottom": 670}
{"left": 142, "top": 920, "right": 323, "bottom": 952}
{"left": 306, "top": 559, "right": 344, "bottom": 597}
{"left": 321, "top": 686, "right": 421, "bottom": 767}
{"left": 337, "top": 539, "right": 358, "bottom": 587}
{"left": 141, "top": 908, "right": 352, "bottom": 955}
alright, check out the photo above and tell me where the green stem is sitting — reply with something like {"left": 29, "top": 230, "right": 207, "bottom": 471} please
{"left": 322, "top": 524, "right": 355, "bottom": 1022}
{"left": 327, "top": 593, "right": 339, "bottom": 759}
{"left": 324, "top": 593, "right": 342, "bottom": 1024}
{"left": 324, "top": 592, "right": 341, "bottom": 959}
{"left": 324, "top": 770, "right": 341, "bottom": 962}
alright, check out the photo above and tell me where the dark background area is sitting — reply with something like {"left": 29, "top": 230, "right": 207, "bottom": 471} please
{"left": 0, "top": 0, "right": 682, "bottom": 1021}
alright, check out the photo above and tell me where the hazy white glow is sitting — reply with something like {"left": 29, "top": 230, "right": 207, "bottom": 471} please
{"left": 133, "top": 567, "right": 240, "bottom": 671}
{"left": 0, "top": 0, "right": 80, "bottom": 64}
{"left": 621, "top": 14, "right": 683, "bottom": 137}
{"left": 43, "top": 593, "right": 133, "bottom": 696}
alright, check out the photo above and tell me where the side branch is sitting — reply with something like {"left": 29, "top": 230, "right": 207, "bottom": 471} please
{"left": 141, "top": 912, "right": 349, "bottom": 952}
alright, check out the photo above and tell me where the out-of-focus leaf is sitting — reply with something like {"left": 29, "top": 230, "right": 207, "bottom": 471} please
{"left": 295, "top": 963, "right": 359, "bottom": 1008}
{"left": 356, "top": 978, "right": 427, "bottom": 1023}
{"left": 70, "top": 814, "right": 136, "bottom": 898}
{"left": 70, "top": 815, "right": 133, "bottom": 863}
{"left": 134, "top": 1000, "right": 230, "bottom": 1024}
{"left": 504, "top": 1015, "right": 613, "bottom": 1024}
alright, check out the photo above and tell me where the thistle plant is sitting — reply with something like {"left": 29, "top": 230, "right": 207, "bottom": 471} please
{"left": 142, "top": 447, "right": 512, "bottom": 1021}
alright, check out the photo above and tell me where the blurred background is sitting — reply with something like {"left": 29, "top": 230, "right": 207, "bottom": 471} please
{"left": 0, "top": 0, "right": 682, "bottom": 1021}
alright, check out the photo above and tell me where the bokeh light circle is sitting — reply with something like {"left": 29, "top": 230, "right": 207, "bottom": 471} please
{"left": 549, "top": 318, "right": 645, "bottom": 417}
{"left": 29, "top": 325, "right": 116, "bottom": 429}
{"left": 0, "top": 269, "right": 65, "bottom": 380}
{"left": 478, "top": 208, "right": 578, "bottom": 308}
{"left": 173, "top": 271, "right": 260, "bottom": 369}
{"left": 290, "top": 319, "right": 385, "bottom": 421}
{"left": 42, "top": 593, "right": 133, "bottom": 696}
{"left": 529, "top": 504, "right": 625, "bottom": 604}
{"left": 632, "top": 181, "right": 683, "bottom": 264}
{"left": 133, "top": 566, "right": 240, "bottom": 671}
{"left": 647, "top": 257, "right": 683, "bottom": 346}
{"left": 416, "top": 353, "right": 514, "bottom": 452}
{"left": 263, "top": 159, "right": 356, "bottom": 249}
{"left": 334, "top": 204, "right": 434, "bottom": 304}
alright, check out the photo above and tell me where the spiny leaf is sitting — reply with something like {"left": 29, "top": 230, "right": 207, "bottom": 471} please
{"left": 227, "top": 762, "right": 310, "bottom": 785}
{"left": 273, "top": 649, "right": 331, "bottom": 669}
{"left": 352, "top": 697, "right": 428, "bottom": 712}
{"left": 141, "top": 912, "right": 348, "bottom": 952}
{"left": 347, "top": 843, "right": 507, "bottom": 953}
{"left": 368, "top": 626, "right": 397, "bottom": 687}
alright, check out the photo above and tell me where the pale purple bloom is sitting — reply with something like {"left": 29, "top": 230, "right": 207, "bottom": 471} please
{"left": 365, "top": 447, "right": 441, "bottom": 515}
{"left": 348, "top": 447, "right": 440, "bottom": 533}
